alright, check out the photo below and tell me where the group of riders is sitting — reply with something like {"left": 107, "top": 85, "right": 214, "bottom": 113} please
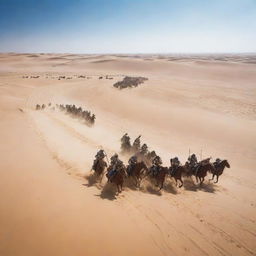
{"left": 91, "top": 133, "right": 228, "bottom": 189}
{"left": 35, "top": 103, "right": 96, "bottom": 125}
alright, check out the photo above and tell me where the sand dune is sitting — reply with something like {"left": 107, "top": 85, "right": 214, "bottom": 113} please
{"left": 0, "top": 53, "right": 256, "bottom": 256}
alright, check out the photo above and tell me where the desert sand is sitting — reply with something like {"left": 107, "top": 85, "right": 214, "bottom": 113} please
{"left": 0, "top": 53, "right": 256, "bottom": 256}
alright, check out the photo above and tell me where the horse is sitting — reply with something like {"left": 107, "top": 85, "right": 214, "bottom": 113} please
{"left": 147, "top": 166, "right": 168, "bottom": 191}
{"left": 210, "top": 160, "right": 230, "bottom": 183}
{"left": 127, "top": 161, "right": 148, "bottom": 188}
{"left": 196, "top": 163, "right": 215, "bottom": 185}
{"left": 169, "top": 165, "right": 187, "bottom": 188}
{"left": 92, "top": 159, "right": 107, "bottom": 182}
{"left": 106, "top": 166, "right": 126, "bottom": 193}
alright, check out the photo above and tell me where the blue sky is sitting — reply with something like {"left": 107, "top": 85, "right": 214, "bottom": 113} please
{"left": 0, "top": 0, "right": 255, "bottom": 53}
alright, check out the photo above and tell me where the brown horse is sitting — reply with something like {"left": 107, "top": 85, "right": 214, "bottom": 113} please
{"left": 93, "top": 159, "right": 107, "bottom": 182}
{"left": 210, "top": 160, "right": 230, "bottom": 183}
{"left": 127, "top": 161, "right": 148, "bottom": 188}
{"left": 106, "top": 166, "right": 126, "bottom": 193}
{"left": 147, "top": 166, "right": 168, "bottom": 191}
{"left": 196, "top": 163, "right": 215, "bottom": 185}
{"left": 169, "top": 165, "right": 187, "bottom": 188}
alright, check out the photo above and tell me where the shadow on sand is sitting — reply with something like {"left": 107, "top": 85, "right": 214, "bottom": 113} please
{"left": 183, "top": 178, "right": 218, "bottom": 193}
{"left": 95, "top": 183, "right": 117, "bottom": 200}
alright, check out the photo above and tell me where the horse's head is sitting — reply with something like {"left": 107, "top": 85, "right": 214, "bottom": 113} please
{"left": 223, "top": 160, "right": 230, "bottom": 168}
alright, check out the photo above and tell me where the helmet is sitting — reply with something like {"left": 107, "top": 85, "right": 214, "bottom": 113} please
{"left": 191, "top": 154, "right": 196, "bottom": 157}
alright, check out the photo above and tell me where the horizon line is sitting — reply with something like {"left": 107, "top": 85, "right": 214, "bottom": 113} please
{"left": 1, "top": 51, "right": 256, "bottom": 55}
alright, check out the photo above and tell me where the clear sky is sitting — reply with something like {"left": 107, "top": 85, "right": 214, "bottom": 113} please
{"left": 0, "top": 0, "right": 255, "bottom": 53}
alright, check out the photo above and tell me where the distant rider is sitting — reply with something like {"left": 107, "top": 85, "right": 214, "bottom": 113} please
{"left": 140, "top": 143, "right": 148, "bottom": 156}
{"left": 151, "top": 155, "right": 162, "bottom": 176}
{"left": 92, "top": 149, "right": 106, "bottom": 171}
{"left": 170, "top": 156, "right": 180, "bottom": 175}
{"left": 213, "top": 158, "right": 221, "bottom": 168}
{"left": 127, "top": 155, "right": 138, "bottom": 176}
{"left": 187, "top": 153, "right": 198, "bottom": 170}
{"left": 133, "top": 135, "right": 141, "bottom": 152}
{"left": 108, "top": 154, "right": 124, "bottom": 182}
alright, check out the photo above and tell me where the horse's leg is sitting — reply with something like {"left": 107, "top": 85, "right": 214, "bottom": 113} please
{"left": 158, "top": 180, "right": 163, "bottom": 191}
{"left": 117, "top": 184, "right": 121, "bottom": 194}
{"left": 200, "top": 177, "right": 204, "bottom": 185}
{"left": 100, "top": 172, "right": 104, "bottom": 184}
{"left": 174, "top": 178, "right": 178, "bottom": 187}
{"left": 179, "top": 178, "right": 183, "bottom": 188}
{"left": 132, "top": 176, "right": 137, "bottom": 187}
{"left": 196, "top": 175, "right": 199, "bottom": 183}
{"left": 210, "top": 173, "right": 215, "bottom": 181}
{"left": 136, "top": 176, "right": 141, "bottom": 188}
{"left": 214, "top": 175, "right": 219, "bottom": 183}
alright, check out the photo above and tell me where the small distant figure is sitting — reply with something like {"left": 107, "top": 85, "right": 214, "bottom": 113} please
{"left": 107, "top": 154, "right": 124, "bottom": 182}
{"left": 151, "top": 155, "right": 162, "bottom": 176}
{"left": 92, "top": 149, "right": 107, "bottom": 179}
{"left": 140, "top": 143, "right": 148, "bottom": 156}
{"left": 120, "top": 133, "right": 131, "bottom": 153}
{"left": 127, "top": 155, "right": 138, "bottom": 177}
{"left": 132, "top": 135, "right": 141, "bottom": 153}
{"left": 170, "top": 156, "right": 180, "bottom": 176}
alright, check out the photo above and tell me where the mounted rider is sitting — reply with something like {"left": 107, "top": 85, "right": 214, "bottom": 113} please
{"left": 187, "top": 153, "right": 198, "bottom": 169}
{"left": 127, "top": 155, "right": 138, "bottom": 176}
{"left": 140, "top": 143, "right": 148, "bottom": 156}
{"left": 151, "top": 155, "right": 162, "bottom": 176}
{"left": 92, "top": 149, "right": 106, "bottom": 171}
{"left": 121, "top": 133, "right": 131, "bottom": 151}
{"left": 170, "top": 156, "right": 180, "bottom": 175}
{"left": 133, "top": 135, "right": 141, "bottom": 152}
{"left": 213, "top": 158, "right": 221, "bottom": 168}
{"left": 108, "top": 154, "right": 125, "bottom": 182}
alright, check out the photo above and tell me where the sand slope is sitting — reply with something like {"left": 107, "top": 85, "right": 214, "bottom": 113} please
{"left": 0, "top": 53, "right": 256, "bottom": 256}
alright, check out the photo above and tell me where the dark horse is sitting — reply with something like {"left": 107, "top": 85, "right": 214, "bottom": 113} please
{"left": 147, "top": 166, "right": 169, "bottom": 191}
{"left": 210, "top": 160, "right": 230, "bottom": 183}
{"left": 106, "top": 166, "right": 127, "bottom": 193}
{"left": 196, "top": 163, "right": 215, "bottom": 185}
{"left": 169, "top": 165, "right": 187, "bottom": 188}
{"left": 127, "top": 161, "right": 148, "bottom": 188}
{"left": 92, "top": 159, "right": 107, "bottom": 182}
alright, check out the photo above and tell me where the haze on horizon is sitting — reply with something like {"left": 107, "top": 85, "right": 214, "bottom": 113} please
{"left": 0, "top": 0, "right": 256, "bottom": 54}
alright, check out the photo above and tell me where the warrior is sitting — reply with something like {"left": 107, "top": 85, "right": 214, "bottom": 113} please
{"left": 92, "top": 149, "right": 106, "bottom": 171}
{"left": 127, "top": 155, "right": 138, "bottom": 176}
{"left": 187, "top": 153, "right": 198, "bottom": 169}
{"left": 151, "top": 155, "right": 162, "bottom": 176}
{"left": 170, "top": 156, "right": 180, "bottom": 175}
{"left": 140, "top": 143, "right": 148, "bottom": 156}
{"left": 108, "top": 154, "right": 125, "bottom": 182}
{"left": 120, "top": 133, "right": 131, "bottom": 151}
{"left": 213, "top": 158, "right": 222, "bottom": 168}
{"left": 133, "top": 135, "right": 141, "bottom": 152}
